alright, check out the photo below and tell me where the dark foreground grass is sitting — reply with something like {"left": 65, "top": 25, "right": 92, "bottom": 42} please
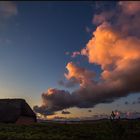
{"left": 0, "top": 120, "right": 140, "bottom": 140}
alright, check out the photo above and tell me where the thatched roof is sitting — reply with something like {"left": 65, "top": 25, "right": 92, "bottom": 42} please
{"left": 0, "top": 99, "right": 36, "bottom": 123}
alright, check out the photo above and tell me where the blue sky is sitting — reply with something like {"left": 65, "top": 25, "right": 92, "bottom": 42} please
{"left": 0, "top": 1, "right": 140, "bottom": 119}
{"left": 0, "top": 1, "right": 95, "bottom": 103}
{"left": 0, "top": 2, "right": 92, "bottom": 104}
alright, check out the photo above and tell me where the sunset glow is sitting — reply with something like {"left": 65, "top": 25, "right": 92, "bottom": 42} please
{"left": 0, "top": 1, "right": 140, "bottom": 120}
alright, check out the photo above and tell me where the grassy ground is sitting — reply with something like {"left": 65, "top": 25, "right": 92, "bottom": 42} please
{"left": 0, "top": 120, "right": 140, "bottom": 140}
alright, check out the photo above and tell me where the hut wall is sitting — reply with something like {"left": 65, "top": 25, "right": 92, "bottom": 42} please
{"left": 16, "top": 116, "right": 35, "bottom": 125}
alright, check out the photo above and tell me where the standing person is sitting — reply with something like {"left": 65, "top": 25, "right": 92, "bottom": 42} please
{"left": 110, "top": 111, "right": 116, "bottom": 121}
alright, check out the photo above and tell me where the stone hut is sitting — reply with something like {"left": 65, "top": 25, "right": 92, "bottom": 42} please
{"left": 0, "top": 99, "right": 36, "bottom": 124}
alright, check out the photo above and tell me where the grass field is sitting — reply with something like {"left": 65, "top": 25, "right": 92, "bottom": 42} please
{"left": 0, "top": 120, "right": 140, "bottom": 140}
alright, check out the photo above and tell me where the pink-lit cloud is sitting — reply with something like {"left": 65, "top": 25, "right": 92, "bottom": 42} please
{"left": 71, "top": 51, "right": 81, "bottom": 58}
{"left": 93, "top": 11, "right": 114, "bottom": 25}
{"left": 0, "top": 1, "right": 17, "bottom": 19}
{"left": 85, "top": 26, "right": 91, "bottom": 33}
{"left": 34, "top": 1, "right": 140, "bottom": 116}
{"left": 64, "top": 62, "right": 96, "bottom": 87}
{"left": 65, "top": 51, "right": 70, "bottom": 55}
{"left": 58, "top": 79, "right": 78, "bottom": 88}
{"left": 119, "top": 1, "right": 140, "bottom": 15}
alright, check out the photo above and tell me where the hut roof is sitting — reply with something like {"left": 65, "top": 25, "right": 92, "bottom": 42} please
{"left": 0, "top": 99, "right": 36, "bottom": 123}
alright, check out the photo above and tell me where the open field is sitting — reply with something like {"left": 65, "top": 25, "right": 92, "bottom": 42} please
{"left": 0, "top": 120, "right": 140, "bottom": 140}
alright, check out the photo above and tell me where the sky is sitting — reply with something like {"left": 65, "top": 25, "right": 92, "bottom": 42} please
{"left": 0, "top": 1, "right": 140, "bottom": 120}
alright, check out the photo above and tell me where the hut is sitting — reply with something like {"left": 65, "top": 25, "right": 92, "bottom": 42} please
{"left": 0, "top": 99, "right": 36, "bottom": 124}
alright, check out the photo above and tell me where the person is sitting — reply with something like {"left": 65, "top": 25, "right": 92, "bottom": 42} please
{"left": 110, "top": 111, "right": 116, "bottom": 121}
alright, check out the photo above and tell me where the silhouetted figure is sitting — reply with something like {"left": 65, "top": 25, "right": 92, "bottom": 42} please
{"left": 118, "top": 116, "right": 121, "bottom": 120}
{"left": 110, "top": 111, "right": 116, "bottom": 121}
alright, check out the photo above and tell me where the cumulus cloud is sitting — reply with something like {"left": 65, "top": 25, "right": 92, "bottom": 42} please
{"left": 58, "top": 79, "right": 78, "bottom": 88}
{"left": 138, "top": 100, "right": 140, "bottom": 104}
{"left": 61, "top": 110, "right": 71, "bottom": 114}
{"left": 0, "top": 1, "right": 17, "bottom": 19}
{"left": 132, "top": 101, "right": 136, "bottom": 105}
{"left": 93, "top": 11, "right": 114, "bottom": 25}
{"left": 33, "top": 88, "right": 77, "bottom": 114}
{"left": 131, "top": 97, "right": 140, "bottom": 105}
{"left": 119, "top": 1, "right": 140, "bottom": 15}
{"left": 53, "top": 116, "right": 66, "bottom": 120}
{"left": 123, "top": 97, "right": 140, "bottom": 105}
{"left": 81, "top": 22, "right": 140, "bottom": 68}
{"left": 88, "top": 109, "right": 92, "bottom": 112}
{"left": 124, "top": 101, "right": 129, "bottom": 105}
{"left": 71, "top": 51, "right": 81, "bottom": 58}
{"left": 33, "top": 105, "right": 55, "bottom": 116}
{"left": 85, "top": 26, "right": 91, "bottom": 33}
{"left": 65, "top": 51, "right": 70, "bottom": 55}
{"left": 64, "top": 62, "right": 96, "bottom": 88}
{"left": 34, "top": 1, "right": 140, "bottom": 116}
{"left": 0, "top": 1, "right": 18, "bottom": 32}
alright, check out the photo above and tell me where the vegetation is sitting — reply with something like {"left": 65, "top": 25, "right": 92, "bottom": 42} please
{"left": 0, "top": 120, "right": 140, "bottom": 140}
